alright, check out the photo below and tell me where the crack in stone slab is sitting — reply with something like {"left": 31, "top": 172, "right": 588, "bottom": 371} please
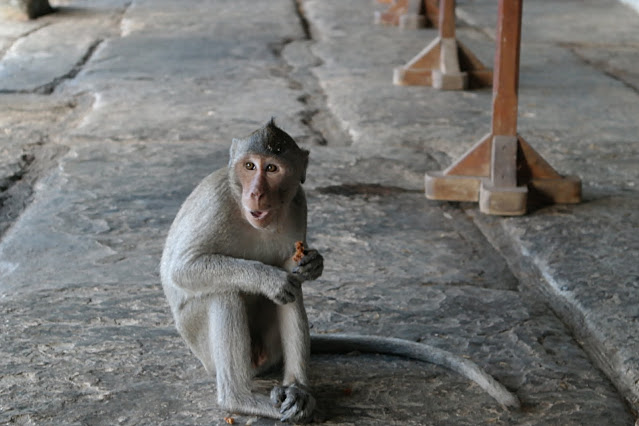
{"left": 0, "top": 153, "right": 35, "bottom": 193}
{"left": 0, "top": 39, "right": 104, "bottom": 95}
{"left": 0, "top": 142, "right": 69, "bottom": 240}
{"left": 293, "top": 0, "right": 313, "bottom": 40}
{"left": 561, "top": 43, "right": 639, "bottom": 94}
{"left": 316, "top": 183, "right": 422, "bottom": 197}
{"left": 33, "top": 39, "right": 104, "bottom": 95}
{"left": 0, "top": 22, "right": 52, "bottom": 59}
{"left": 0, "top": 1, "right": 133, "bottom": 95}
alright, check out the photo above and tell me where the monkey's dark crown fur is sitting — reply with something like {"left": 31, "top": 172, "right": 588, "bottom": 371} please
{"left": 244, "top": 119, "right": 305, "bottom": 157}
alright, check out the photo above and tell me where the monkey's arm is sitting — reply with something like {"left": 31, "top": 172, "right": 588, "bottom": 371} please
{"left": 162, "top": 171, "right": 302, "bottom": 304}
{"left": 169, "top": 252, "right": 300, "bottom": 304}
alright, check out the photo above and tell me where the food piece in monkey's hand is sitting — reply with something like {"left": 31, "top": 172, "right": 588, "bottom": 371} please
{"left": 290, "top": 242, "right": 323, "bottom": 282}
{"left": 292, "top": 241, "right": 305, "bottom": 263}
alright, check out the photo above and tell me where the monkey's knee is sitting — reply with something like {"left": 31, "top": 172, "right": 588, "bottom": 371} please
{"left": 172, "top": 299, "right": 217, "bottom": 372}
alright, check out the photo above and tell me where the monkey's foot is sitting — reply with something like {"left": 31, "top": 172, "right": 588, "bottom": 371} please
{"left": 270, "top": 384, "right": 316, "bottom": 423}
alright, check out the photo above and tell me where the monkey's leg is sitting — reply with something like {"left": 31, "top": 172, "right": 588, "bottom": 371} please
{"left": 249, "top": 297, "right": 283, "bottom": 375}
{"left": 271, "top": 291, "right": 316, "bottom": 422}
{"left": 208, "top": 295, "right": 280, "bottom": 419}
{"left": 277, "top": 292, "right": 310, "bottom": 386}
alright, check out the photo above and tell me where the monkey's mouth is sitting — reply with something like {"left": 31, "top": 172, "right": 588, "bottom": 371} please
{"left": 249, "top": 210, "right": 269, "bottom": 220}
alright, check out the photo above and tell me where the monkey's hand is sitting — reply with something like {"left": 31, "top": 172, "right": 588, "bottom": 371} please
{"left": 271, "top": 384, "right": 316, "bottom": 423}
{"left": 292, "top": 249, "right": 323, "bottom": 282}
{"left": 266, "top": 273, "right": 302, "bottom": 305}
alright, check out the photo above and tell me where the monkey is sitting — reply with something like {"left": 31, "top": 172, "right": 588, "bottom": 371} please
{"left": 161, "top": 119, "right": 321, "bottom": 422}
{"left": 160, "top": 119, "right": 519, "bottom": 423}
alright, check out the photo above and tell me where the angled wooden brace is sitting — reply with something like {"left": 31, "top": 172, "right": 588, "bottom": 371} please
{"left": 424, "top": 0, "right": 581, "bottom": 215}
{"left": 393, "top": 0, "right": 492, "bottom": 89}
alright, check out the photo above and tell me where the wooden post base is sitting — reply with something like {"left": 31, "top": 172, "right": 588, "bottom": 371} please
{"left": 2, "top": 0, "right": 53, "bottom": 19}
{"left": 478, "top": 182, "right": 528, "bottom": 216}
{"left": 393, "top": 36, "right": 492, "bottom": 89}
{"left": 374, "top": 0, "right": 439, "bottom": 29}
{"left": 424, "top": 133, "right": 582, "bottom": 215}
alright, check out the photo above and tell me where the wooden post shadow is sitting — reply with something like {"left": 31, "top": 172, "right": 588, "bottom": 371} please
{"left": 424, "top": 0, "right": 581, "bottom": 215}
{"left": 393, "top": 0, "right": 492, "bottom": 90}
{"left": 375, "top": 0, "right": 439, "bottom": 29}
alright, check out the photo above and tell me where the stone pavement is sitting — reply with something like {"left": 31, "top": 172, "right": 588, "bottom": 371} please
{"left": 0, "top": 0, "right": 637, "bottom": 424}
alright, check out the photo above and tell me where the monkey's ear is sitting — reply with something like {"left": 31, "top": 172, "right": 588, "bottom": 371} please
{"left": 229, "top": 138, "right": 241, "bottom": 167}
{"left": 300, "top": 149, "right": 309, "bottom": 184}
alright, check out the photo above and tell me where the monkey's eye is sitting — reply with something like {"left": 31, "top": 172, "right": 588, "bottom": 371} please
{"left": 245, "top": 162, "right": 256, "bottom": 170}
{"left": 266, "top": 164, "right": 278, "bottom": 173}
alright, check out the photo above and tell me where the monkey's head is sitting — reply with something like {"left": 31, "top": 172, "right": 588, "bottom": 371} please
{"left": 229, "top": 119, "right": 309, "bottom": 230}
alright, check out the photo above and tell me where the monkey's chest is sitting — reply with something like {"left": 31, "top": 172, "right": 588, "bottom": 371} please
{"left": 238, "top": 232, "right": 300, "bottom": 268}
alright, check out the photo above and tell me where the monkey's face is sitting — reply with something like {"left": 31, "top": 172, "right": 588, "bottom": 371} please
{"left": 234, "top": 153, "right": 300, "bottom": 230}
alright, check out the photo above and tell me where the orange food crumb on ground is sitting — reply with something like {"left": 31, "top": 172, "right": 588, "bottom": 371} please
{"left": 224, "top": 416, "right": 235, "bottom": 424}
{"left": 292, "top": 241, "right": 305, "bottom": 262}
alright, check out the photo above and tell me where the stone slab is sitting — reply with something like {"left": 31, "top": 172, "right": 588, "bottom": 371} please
{"left": 0, "top": 139, "right": 632, "bottom": 424}
{"left": 0, "top": 3, "right": 130, "bottom": 93}
{"left": 304, "top": 0, "right": 639, "bottom": 415}
{"left": 0, "top": 0, "right": 637, "bottom": 423}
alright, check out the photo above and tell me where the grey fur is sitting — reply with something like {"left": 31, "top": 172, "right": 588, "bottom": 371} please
{"left": 311, "top": 334, "right": 521, "bottom": 408}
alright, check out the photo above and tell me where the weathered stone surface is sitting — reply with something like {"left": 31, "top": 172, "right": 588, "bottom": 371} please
{"left": 455, "top": 0, "right": 639, "bottom": 411}
{"left": 472, "top": 197, "right": 639, "bottom": 411}
{"left": 61, "top": 0, "right": 309, "bottom": 143}
{"left": 0, "top": 139, "right": 632, "bottom": 424}
{"left": 305, "top": 0, "right": 639, "bottom": 415}
{"left": 0, "top": 94, "right": 89, "bottom": 236}
{"left": 0, "top": 0, "right": 637, "bottom": 424}
{"left": 0, "top": 2, "right": 130, "bottom": 93}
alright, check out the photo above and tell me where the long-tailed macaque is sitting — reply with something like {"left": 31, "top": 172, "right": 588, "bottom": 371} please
{"left": 161, "top": 120, "right": 519, "bottom": 423}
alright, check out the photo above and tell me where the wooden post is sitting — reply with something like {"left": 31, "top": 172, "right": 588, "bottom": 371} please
{"left": 424, "top": 0, "right": 581, "bottom": 215}
{"left": 491, "top": 0, "right": 520, "bottom": 137}
{"left": 5, "top": 0, "right": 53, "bottom": 19}
{"left": 423, "top": 0, "right": 440, "bottom": 28}
{"left": 439, "top": 0, "right": 455, "bottom": 38}
{"left": 393, "top": 0, "right": 492, "bottom": 90}
{"left": 374, "top": 0, "right": 439, "bottom": 29}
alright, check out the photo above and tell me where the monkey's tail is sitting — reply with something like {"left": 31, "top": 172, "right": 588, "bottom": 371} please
{"left": 310, "top": 333, "right": 520, "bottom": 409}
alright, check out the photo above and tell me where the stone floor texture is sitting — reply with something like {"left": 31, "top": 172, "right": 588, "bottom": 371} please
{"left": 0, "top": 0, "right": 638, "bottom": 425}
